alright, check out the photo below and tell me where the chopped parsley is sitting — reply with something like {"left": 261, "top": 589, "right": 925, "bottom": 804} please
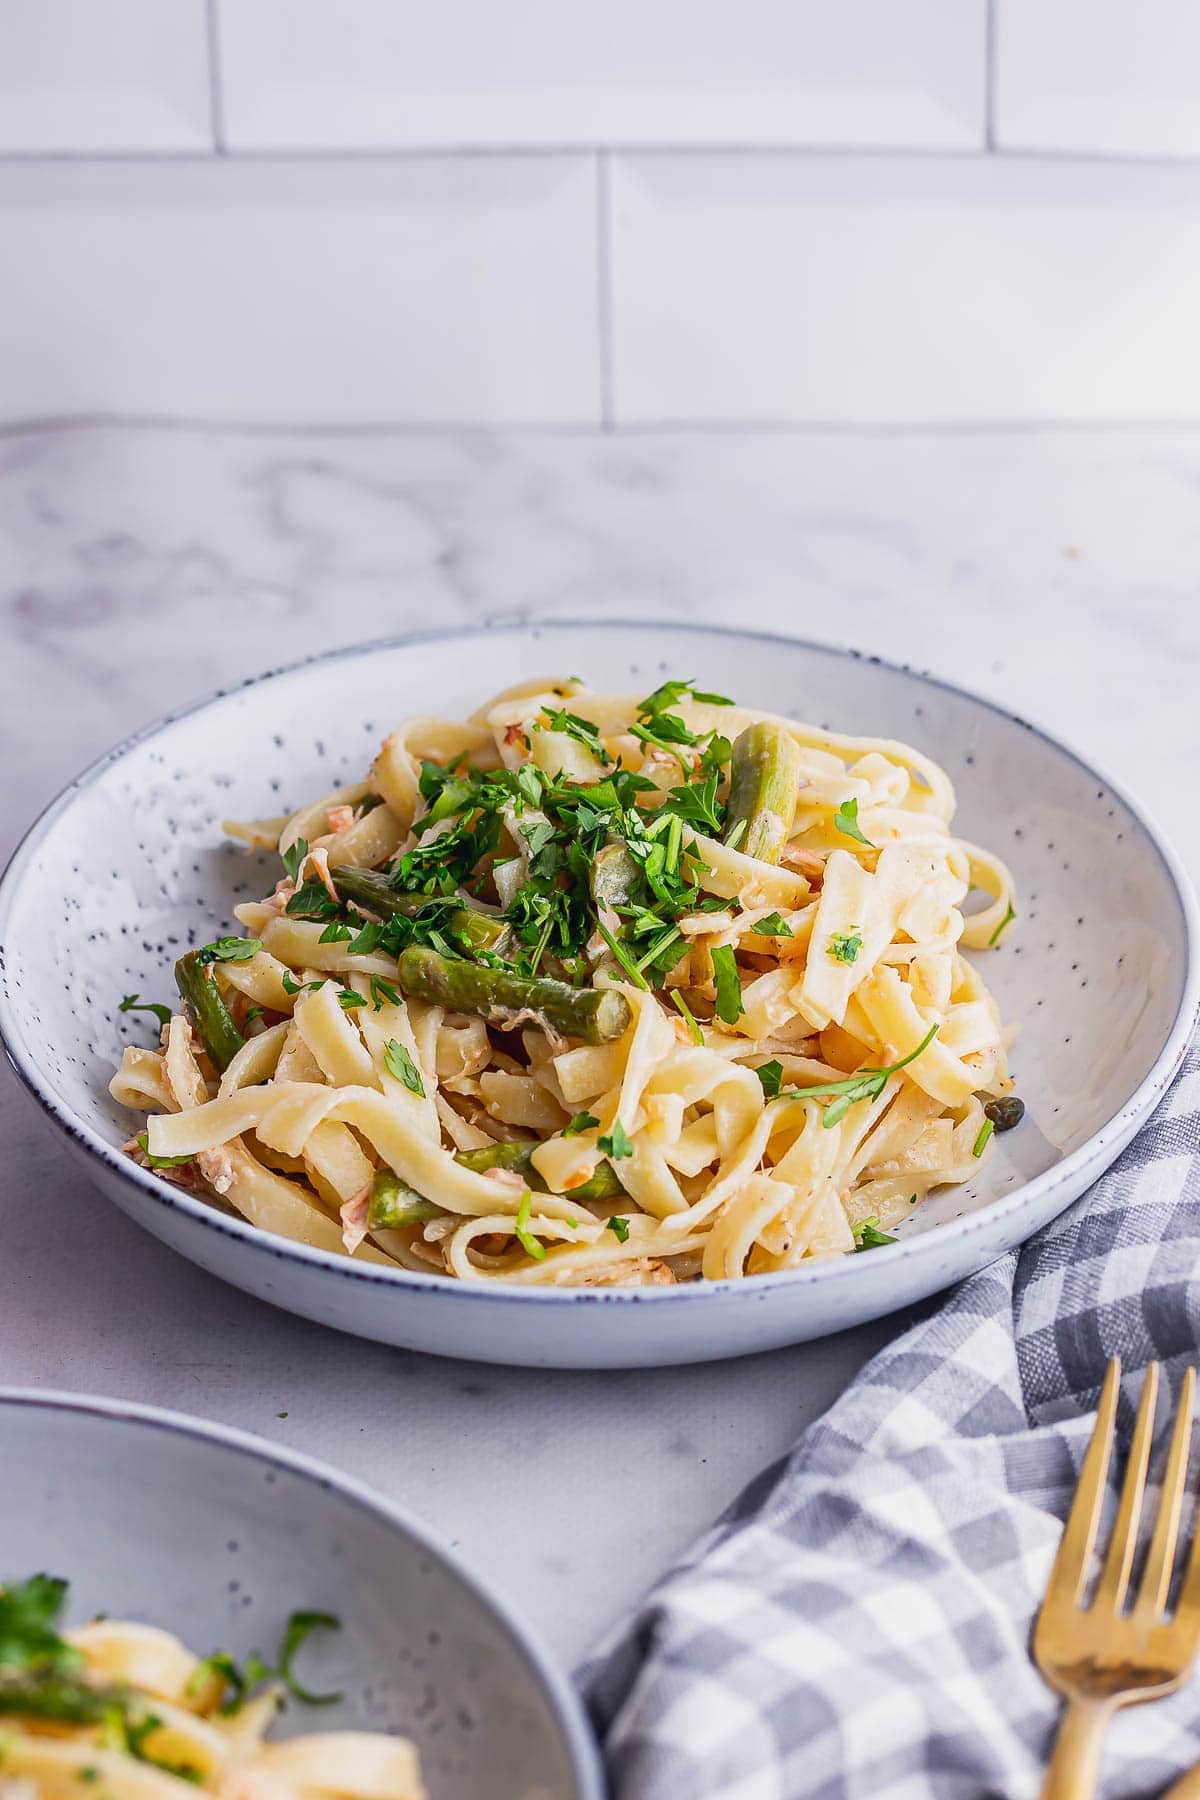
{"left": 598, "top": 1119, "right": 634, "bottom": 1161}
{"left": 828, "top": 930, "right": 862, "bottom": 965}
{"left": 118, "top": 994, "right": 172, "bottom": 1029}
{"left": 191, "top": 1610, "right": 342, "bottom": 1715}
{"left": 755, "top": 1059, "right": 784, "bottom": 1100}
{"left": 607, "top": 1216, "right": 631, "bottom": 1244}
{"left": 853, "top": 1219, "right": 896, "bottom": 1250}
{"left": 778, "top": 1023, "right": 940, "bottom": 1127}
{"left": 832, "top": 798, "right": 874, "bottom": 849}
{"left": 196, "top": 936, "right": 261, "bottom": 965}
{"left": 973, "top": 1119, "right": 995, "bottom": 1157}
{"left": 563, "top": 1112, "right": 600, "bottom": 1137}
{"left": 368, "top": 975, "right": 402, "bottom": 1010}
{"left": 987, "top": 902, "right": 1017, "bottom": 947}
{"left": 135, "top": 1133, "right": 194, "bottom": 1170}
{"left": 280, "top": 971, "right": 322, "bottom": 998}
{"left": 0, "top": 1575, "right": 82, "bottom": 1677}
{"left": 281, "top": 837, "right": 309, "bottom": 883}
{"left": 514, "top": 1189, "right": 546, "bottom": 1262}
{"left": 752, "top": 912, "right": 793, "bottom": 939}
{"left": 335, "top": 987, "right": 365, "bottom": 1011}
{"left": 670, "top": 988, "right": 703, "bottom": 1045}
{"left": 710, "top": 944, "right": 744, "bottom": 1026}
{"left": 537, "top": 707, "right": 610, "bottom": 763}
{"left": 383, "top": 1039, "right": 425, "bottom": 1097}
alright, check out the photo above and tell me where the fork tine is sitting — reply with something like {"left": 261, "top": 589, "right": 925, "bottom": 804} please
{"left": 1135, "top": 1366, "right": 1195, "bottom": 1619}
{"left": 1045, "top": 1357, "right": 1121, "bottom": 1609}
{"left": 1093, "top": 1362, "right": 1159, "bottom": 1613}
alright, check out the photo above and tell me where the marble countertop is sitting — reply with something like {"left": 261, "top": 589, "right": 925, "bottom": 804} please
{"left": 2, "top": 420, "right": 1198, "bottom": 1673}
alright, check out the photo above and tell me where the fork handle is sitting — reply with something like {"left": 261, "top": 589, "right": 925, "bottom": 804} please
{"left": 1041, "top": 1697, "right": 1115, "bottom": 1800}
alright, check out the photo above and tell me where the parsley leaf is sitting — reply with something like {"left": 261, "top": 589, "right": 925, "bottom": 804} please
{"left": 710, "top": 944, "right": 744, "bottom": 1026}
{"left": 597, "top": 1119, "right": 634, "bottom": 1161}
{"left": 563, "top": 1111, "right": 600, "bottom": 1137}
{"left": 118, "top": 994, "right": 172, "bottom": 1029}
{"left": 197, "top": 936, "right": 261, "bottom": 965}
{"left": 607, "top": 1216, "right": 631, "bottom": 1244}
{"left": 538, "top": 707, "right": 610, "bottom": 763}
{"left": 368, "top": 975, "right": 402, "bottom": 1010}
{"left": 281, "top": 971, "right": 323, "bottom": 998}
{"left": 335, "top": 987, "right": 365, "bottom": 1011}
{"left": 135, "top": 1132, "right": 194, "bottom": 1170}
{"left": 853, "top": 1218, "right": 896, "bottom": 1250}
{"left": 383, "top": 1039, "right": 425, "bottom": 1097}
{"left": 755, "top": 1059, "right": 784, "bottom": 1100}
{"left": 833, "top": 798, "right": 874, "bottom": 849}
{"left": 281, "top": 838, "right": 309, "bottom": 883}
{"left": 751, "top": 912, "right": 793, "bottom": 939}
{"left": 828, "top": 930, "right": 862, "bottom": 965}
{"left": 661, "top": 773, "right": 723, "bottom": 835}
{"left": 0, "top": 1575, "right": 82, "bottom": 1676}
{"left": 514, "top": 1189, "right": 547, "bottom": 1262}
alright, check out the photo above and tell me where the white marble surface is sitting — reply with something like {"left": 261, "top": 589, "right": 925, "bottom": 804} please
{"left": 2, "top": 422, "right": 1199, "bottom": 1673}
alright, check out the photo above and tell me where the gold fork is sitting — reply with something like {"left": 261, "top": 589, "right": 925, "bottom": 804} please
{"left": 1035, "top": 1357, "right": 1200, "bottom": 1798}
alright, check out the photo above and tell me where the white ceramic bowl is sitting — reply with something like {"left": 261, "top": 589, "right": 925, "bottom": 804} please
{"left": 0, "top": 1388, "right": 604, "bottom": 1799}
{"left": 1, "top": 622, "right": 1196, "bottom": 1368}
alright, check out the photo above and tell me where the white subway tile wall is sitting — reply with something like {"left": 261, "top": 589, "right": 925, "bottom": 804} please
{"left": 0, "top": 159, "right": 600, "bottom": 422}
{"left": 609, "top": 155, "right": 1200, "bottom": 423}
{"left": 1, "top": 0, "right": 1199, "bottom": 423}
{"left": 0, "top": 0, "right": 212, "bottom": 152}
{"left": 994, "top": 0, "right": 1200, "bottom": 159}
{"left": 216, "top": 0, "right": 985, "bottom": 150}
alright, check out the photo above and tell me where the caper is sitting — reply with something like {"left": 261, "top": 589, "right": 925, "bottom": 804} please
{"left": 984, "top": 1095, "right": 1025, "bottom": 1132}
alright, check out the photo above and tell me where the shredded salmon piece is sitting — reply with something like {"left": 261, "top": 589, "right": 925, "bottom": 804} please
{"left": 484, "top": 1166, "right": 527, "bottom": 1191}
{"left": 326, "top": 804, "right": 355, "bottom": 833}
{"left": 300, "top": 845, "right": 339, "bottom": 904}
{"left": 339, "top": 1186, "right": 371, "bottom": 1254}
{"left": 781, "top": 846, "right": 826, "bottom": 879}
{"left": 197, "top": 1146, "right": 235, "bottom": 1195}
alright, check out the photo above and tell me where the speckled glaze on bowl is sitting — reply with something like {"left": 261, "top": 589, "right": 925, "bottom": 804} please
{"left": 1, "top": 622, "right": 1197, "bottom": 1369}
{"left": 0, "top": 1389, "right": 603, "bottom": 1800}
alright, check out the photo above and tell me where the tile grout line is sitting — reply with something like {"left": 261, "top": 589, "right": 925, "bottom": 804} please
{"left": 984, "top": 0, "right": 998, "bottom": 152}
{"left": 0, "top": 144, "right": 1198, "bottom": 169}
{"left": 204, "top": 0, "right": 227, "bottom": 154}
{"left": 596, "top": 151, "right": 615, "bottom": 432}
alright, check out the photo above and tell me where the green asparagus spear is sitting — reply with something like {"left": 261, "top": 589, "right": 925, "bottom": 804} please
{"left": 589, "top": 841, "right": 639, "bottom": 908}
{"left": 723, "top": 722, "right": 803, "bottom": 864}
{"left": 367, "top": 1169, "right": 445, "bottom": 1231}
{"left": 396, "top": 946, "right": 631, "bottom": 1044}
{"left": 0, "top": 1674, "right": 122, "bottom": 1725}
{"left": 175, "top": 950, "right": 245, "bottom": 1072}
{"left": 456, "top": 1139, "right": 625, "bottom": 1202}
{"left": 332, "top": 867, "right": 510, "bottom": 958}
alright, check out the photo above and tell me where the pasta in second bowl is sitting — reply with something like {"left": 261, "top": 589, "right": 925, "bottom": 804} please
{"left": 0, "top": 1390, "right": 604, "bottom": 1798}
{"left": 0, "top": 623, "right": 1194, "bottom": 1367}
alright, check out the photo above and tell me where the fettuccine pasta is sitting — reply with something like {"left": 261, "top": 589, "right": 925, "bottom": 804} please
{"left": 110, "top": 675, "right": 1022, "bottom": 1285}
{"left": 0, "top": 1576, "right": 425, "bottom": 1799}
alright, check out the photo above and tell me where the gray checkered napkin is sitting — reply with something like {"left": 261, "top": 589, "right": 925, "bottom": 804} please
{"left": 586, "top": 1045, "right": 1200, "bottom": 1799}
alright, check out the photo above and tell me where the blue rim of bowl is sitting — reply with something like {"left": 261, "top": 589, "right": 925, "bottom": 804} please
{"left": 0, "top": 1384, "right": 607, "bottom": 1797}
{"left": 1, "top": 617, "right": 1197, "bottom": 1311}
